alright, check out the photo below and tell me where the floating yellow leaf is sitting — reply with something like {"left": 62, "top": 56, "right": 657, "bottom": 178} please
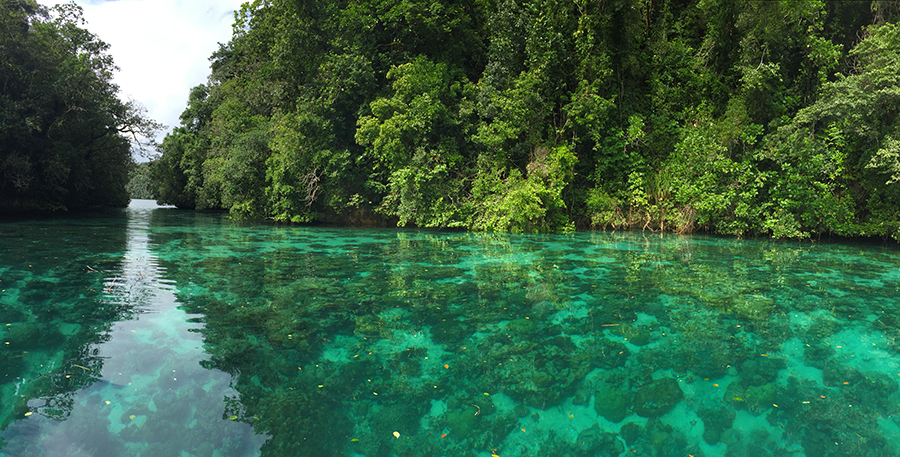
{"left": 229, "top": 415, "right": 238, "bottom": 420}
{"left": 129, "top": 415, "right": 136, "bottom": 420}
{"left": 24, "top": 412, "right": 32, "bottom": 417}
{"left": 105, "top": 401, "right": 111, "bottom": 405}
{"left": 350, "top": 438, "right": 359, "bottom": 442}
{"left": 392, "top": 431, "right": 400, "bottom": 439}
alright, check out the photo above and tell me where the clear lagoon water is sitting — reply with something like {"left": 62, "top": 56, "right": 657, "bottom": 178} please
{"left": 2, "top": 200, "right": 900, "bottom": 457}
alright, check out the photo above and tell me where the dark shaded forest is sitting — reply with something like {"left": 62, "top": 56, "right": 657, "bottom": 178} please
{"left": 0, "top": 0, "right": 158, "bottom": 212}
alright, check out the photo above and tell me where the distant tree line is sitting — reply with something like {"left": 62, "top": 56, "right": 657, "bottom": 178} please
{"left": 0, "top": 0, "right": 158, "bottom": 212}
{"left": 126, "top": 162, "right": 154, "bottom": 199}
{"left": 146, "top": 0, "right": 900, "bottom": 239}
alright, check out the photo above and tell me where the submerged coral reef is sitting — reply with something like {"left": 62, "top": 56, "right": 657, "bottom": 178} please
{"left": 147, "top": 219, "right": 900, "bottom": 457}
{"left": 3, "top": 208, "right": 900, "bottom": 457}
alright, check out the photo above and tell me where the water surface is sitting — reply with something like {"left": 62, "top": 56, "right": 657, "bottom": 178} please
{"left": 2, "top": 200, "right": 900, "bottom": 456}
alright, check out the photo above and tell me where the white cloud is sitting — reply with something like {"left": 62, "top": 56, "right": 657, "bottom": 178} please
{"left": 38, "top": 0, "right": 244, "bottom": 147}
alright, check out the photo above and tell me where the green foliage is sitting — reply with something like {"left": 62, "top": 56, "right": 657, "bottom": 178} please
{"left": 126, "top": 162, "right": 154, "bottom": 199}
{"left": 149, "top": 0, "right": 900, "bottom": 239}
{"left": 471, "top": 145, "right": 577, "bottom": 233}
{"left": 356, "top": 56, "right": 471, "bottom": 227}
{"left": 152, "top": 126, "right": 208, "bottom": 209}
{"left": 772, "top": 22, "right": 900, "bottom": 239}
{"left": 0, "top": 1, "right": 159, "bottom": 212}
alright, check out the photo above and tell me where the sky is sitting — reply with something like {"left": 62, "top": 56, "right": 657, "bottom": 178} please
{"left": 38, "top": 0, "right": 246, "bottom": 154}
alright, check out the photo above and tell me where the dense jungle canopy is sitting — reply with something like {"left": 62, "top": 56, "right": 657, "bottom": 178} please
{"left": 38, "top": 0, "right": 898, "bottom": 238}
{"left": 0, "top": 0, "right": 158, "bottom": 212}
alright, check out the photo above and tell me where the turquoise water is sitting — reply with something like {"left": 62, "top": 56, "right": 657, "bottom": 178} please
{"left": 2, "top": 201, "right": 900, "bottom": 456}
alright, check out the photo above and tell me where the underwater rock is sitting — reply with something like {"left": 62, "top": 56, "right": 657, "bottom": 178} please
{"left": 411, "top": 265, "right": 465, "bottom": 281}
{"left": 687, "top": 280, "right": 745, "bottom": 315}
{"left": 829, "top": 301, "right": 863, "bottom": 320}
{"left": 800, "top": 413, "right": 892, "bottom": 457}
{"left": 3, "top": 322, "right": 64, "bottom": 350}
{"left": 739, "top": 356, "right": 785, "bottom": 386}
{"left": 872, "top": 312, "right": 900, "bottom": 332}
{"left": 157, "top": 368, "right": 180, "bottom": 391}
{"left": 119, "top": 406, "right": 150, "bottom": 425}
{"left": 822, "top": 359, "right": 862, "bottom": 387}
{"left": 143, "top": 442, "right": 183, "bottom": 457}
{"left": 619, "top": 422, "right": 642, "bottom": 445}
{"left": 445, "top": 405, "right": 480, "bottom": 437}
{"left": 532, "top": 371, "right": 554, "bottom": 388}
{"left": 430, "top": 318, "right": 472, "bottom": 345}
{"left": 587, "top": 338, "right": 629, "bottom": 369}
{"left": 644, "top": 418, "right": 689, "bottom": 456}
{"left": 611, "top": 324, "right": 652, "bottom": 346}
{"left": 482, "top": 412, "right": 520, "bottom": 449}
{"left": 496, "top": 337, "right": 592, "bottom": 408}
{"left": 390, "top": 347, "right": 427, "bottom": 377}
{"left": 195, "top": 442, "right": 215, "bottom": 457}
{"left": 698, "top": 407, "right": 734, "bottom": 444}
{"left": 803, "top": 341, "right": 835, "bottom": 368}
{"left": 513, "top": 404, "right": 529, "bottom": 418}
{"left": 374, "top": 403, "right": 423, "bottom": 437}
{"left": 633, "top": 377, "right": 683, "bottom": 418}
{"left": 649, "top": 429, "right": 671, "bottom": 450}
{"left": 151, "top": 390, "right": 192, "bottom": 425}
{"left": 730, "top": 294, "right": 775, "bottom": 321}
{"left": 744, "top": 383, "right": 776, "bottom": 414}
{"left": 804, "top": 318, "right": 841, "bottom": 342}
{"left": 571, "top": 389, "right": 589, "bottom": 405}
{"left": 594, "top": 383, "right": 630, "bottom": 423}
{"left": 752, "top": 318, "right": 794, "bottom": 352}
{"left": 469, "top": 395, "right": 496, "bottom": 417}
{"left": 506, "top": 318, "right": 538, "bottom": 335}
{"left": 720, "top": 428, "right": 742, "bottom": 446}
{"left": 683, "top": 339, "right": 741, "bottom": 379}
{"left": 587, "top": 305, "right": 637, "bottom": 330}
{"left": 725, "top": 382, "right": 775, "bottom": 415}
{"left": 0, "top": 351, "right": 24, "bottom": 380}
{"left": 844, "top": 370, "right": 899, "bottom": 415}
{"left": 58, "top": 408, "right": 124, "bottom": 456}
{"left": 795, "top": 294, "right": 824, "bottom": 312}
{"left": 576, "top": 424, "right": 623, "bottom": 455}
{"left": 324, "top": 286, "right": 342, "bottom": 295}
{"left": 354, "top": 314, "right": 392, "bottom": 339}
{"left": 0, "top": 304, "right": 26, "bottom": 322}
{"left": 576, "top": 424, "right": 603, "bottom": 451}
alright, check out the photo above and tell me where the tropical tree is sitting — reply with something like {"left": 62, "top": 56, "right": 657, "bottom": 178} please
{"left": 0, "top": 0, "right": 159, "bottom": 211}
